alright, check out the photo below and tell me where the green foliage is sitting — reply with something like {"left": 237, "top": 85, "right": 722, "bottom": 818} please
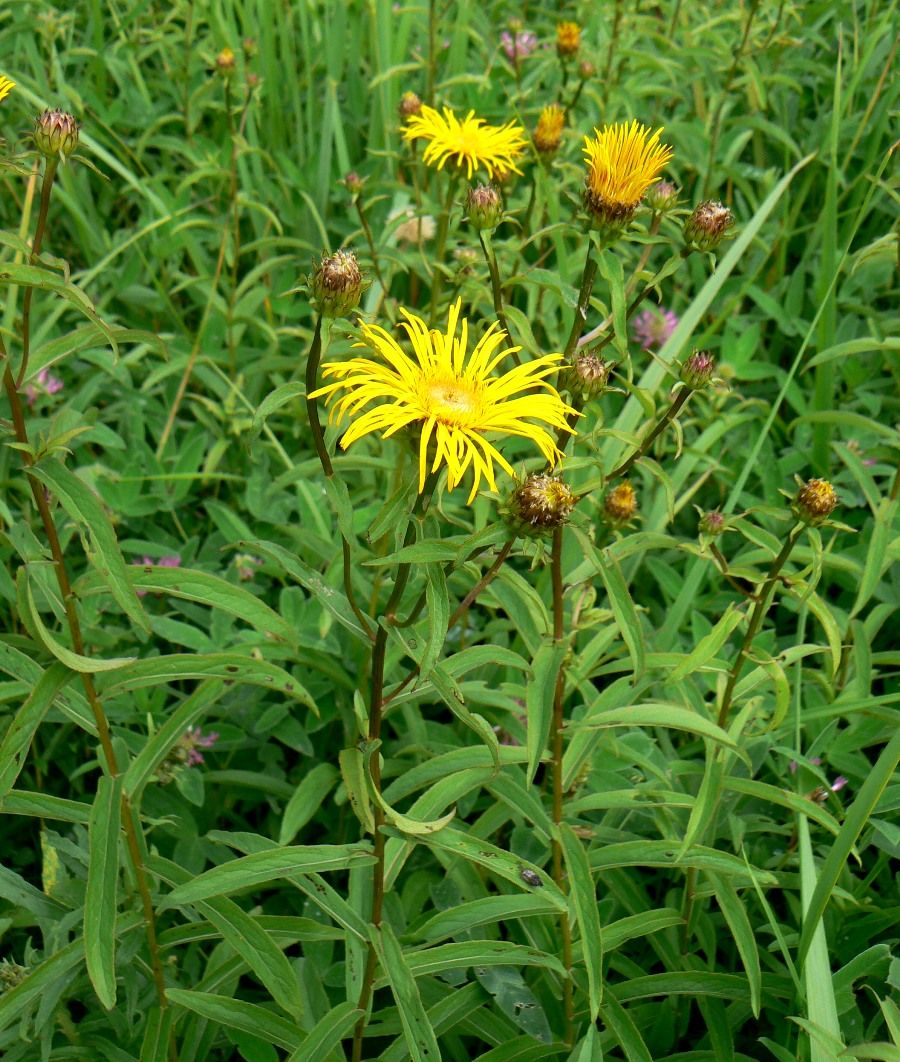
{"left": 0, "top": 1, "right": 898, "bottom": 1060}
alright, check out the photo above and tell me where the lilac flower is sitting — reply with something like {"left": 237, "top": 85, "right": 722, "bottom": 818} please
{"left": 632, "top": 307, "right": 679, "bottom": 351}
{"left": 233, "top": 553, "right": 262, "bottom": 581}
{"left": 830, "top": 775, "right": 848, "bottom": 793}
{"left": 25, "top": 368, "right": 64, "bottom": 406}
{"left": 500, "top": 29, "right": 538, "bottom": 61}
{"left": 183, "top": 726, "right": 220, "bottom": 766}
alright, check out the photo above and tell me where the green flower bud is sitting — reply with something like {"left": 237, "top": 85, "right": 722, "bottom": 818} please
{"left": 699, "top": 510, "right": 726, "bottom": 536}
{"left": 310, "top": 250, "right": 364, "bottom": 318}
{"left": 465, "top": 183, "right": 503, "bottom": 231}
{"left": 680, "top": 350, "right": 715, "bottom": 390}
{"left": 33, "top": 109, "right": 79, "bottom": 161}
{"left": 646, "top": 180, "right": 677, "bottom": 212}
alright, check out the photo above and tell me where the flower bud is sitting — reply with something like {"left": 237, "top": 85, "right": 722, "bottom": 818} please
{"left": 242, "top": 37, "right": 258, "bottom": 58}
{"left": 684, "top": 200, "right": 734, "bottom": 252}
{"left": 398, "top": 91, "right": 422, "bottom": 119}
{"left": 343, "top": 171, "right": 365, "bottom": 198}
{"left": 33, "top": 109, "right": 79, "bottom": 160}
{"left": 699, "top": 510, "right": 726, "bottom": 536}
{"left": 578, "top": 59, "right": 596, "bottom": 80}
{"left": 793, "top": 478, "right": 838, "bottom": 526}
{"left": 646, "top": 180, "right": 678, "bottom": 212}
{"left": 215, "top": 47, "right": 236, "bottom": 76}
{"left": 533, "top": 104, "right": 565, "bottom": 156}
{"left": 465, "top": 184, "right": 503, "bottom": 231}
{"left": 603, "top": 481, "right": 637, "bottom": 528}
{"left": 561, "top": 351, "right": 610, "bottom": 400}
{"left": 556, "top": 21, "right": 581, "bottom": 58}
{"left": 508, "top": 474, "right": 576, "bottom": 533}
{"left": 0, "top": 959, "right": 28, "bottom": 989}
{"left": 310, "top": 250, "right": 363, "bottom": 318}
{"left": 680, "top": 350, "right": 715, "bottom": 390}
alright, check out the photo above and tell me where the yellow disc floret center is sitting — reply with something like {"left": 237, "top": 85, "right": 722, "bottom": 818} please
{"left": 424, "top": 374, "right": 482, "bottom": 425}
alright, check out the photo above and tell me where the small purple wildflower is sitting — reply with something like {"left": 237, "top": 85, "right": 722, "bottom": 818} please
{"left": 25, "top": 368, "right": 64, "bottom": 406}
{"left": 789, "top": 756, "right": 822, "bottom": 773}
{"left": 234, "top": 553, "right": 263, "bottom": 581}
{"left": 184, "top": 726, "right": 219, "bottom": 765}
{"left": 500, "top": 29, "right": 538, "bottom": 61}
{"left": 632, "top": 307, "right": 679, "bottom": 351}
{"left": 830, "top": 775, "right": 848, "bottom": 793}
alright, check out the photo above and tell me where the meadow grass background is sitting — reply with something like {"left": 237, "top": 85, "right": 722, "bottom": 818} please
{"left": 0, "top": 1, "right": 898, "bottom": 1060}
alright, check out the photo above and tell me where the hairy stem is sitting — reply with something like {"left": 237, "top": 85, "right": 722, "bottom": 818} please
{"left": 607, "top": 387, "right": 692, "bottom": 480}
{"left": 478, "top": 231, "right": 519, "bottom": 363}
{"left": 562, "top": 242, "right": 599, "bottom": 362}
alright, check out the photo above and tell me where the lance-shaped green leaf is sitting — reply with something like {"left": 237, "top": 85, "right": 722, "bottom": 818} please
{"left": 0, "top": 663, "right": 72, "bottom": 800}
{"left": 340, "top": 747, "right": 376, "bottom": 833}
{"left": 287, "top": 1001, "right": 363, "bottom": 1061}
{"left": 85, "top": 775, "right": 122, "bottom": 1009}
{"left": 165, "top": 989, "right": 303, "bottom": 1051}
{"left": 371, "top": 924, "right": 440, "bottom": 1062}
{"left": 362, "top": 742, "right": 456, "bottom": 836}
{"left": 571, "top": 702, "right": 744, "bottom": 759}
{"left": 31, "top": 460, "right": 149, "bottom": 634}
{"left": 561, "top": 824, "right": 604, "bottom": 1020}
{"left": 526, "top": 639, "right": 566, "bottom": 785}
{"left": 280, "top": 762, "right": 340, "bottom": 845}
{"left": 158, "top": 844, "right": 376, "bottom": 909}
{"left": 251, "top": 381, "right": 307, "bottom": 438}
{"left": 596, "top": 549, "right": 645, "bottom": 677}
{"left": 669, "top": 603, "right": 745, "bottom": 681}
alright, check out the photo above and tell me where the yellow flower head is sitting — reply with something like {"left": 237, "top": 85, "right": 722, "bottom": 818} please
{"left": 0, "top": 75, "right": 15, "bottom": 104}
{"left": 403, "top": 105, "right": 526, "bottom": 181}
{"left": 556, "top": 22, "right": 581, "bottom": 57}
{"left": 311, "top": 300, "right": 578, "bottom": 503}
{"left": 534, "top": 104, "right": 565, "bottom": 155}
{"left": 583, "top": 120, "right": 673, "bottom": 227}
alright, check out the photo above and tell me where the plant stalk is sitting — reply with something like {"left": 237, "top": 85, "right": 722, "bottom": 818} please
{"left": 15, "top": 157, "right": 59, "bottom": 388}
{"left": 607, "top": 387, "right": 692, "bottom": 480}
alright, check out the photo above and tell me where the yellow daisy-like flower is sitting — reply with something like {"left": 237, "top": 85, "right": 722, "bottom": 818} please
{"left": 583, "top": 120, "right": 674, "bottom": 228}
{"left": 311, "top": 300, "right": 578, "bottom": 503}
{"left": 556, "top": 22, "right": 581, "bottom": 57}
{"left": 0, "top": 75, "right": 15, "bottom": 103}
{"left": 534, "top": 104, "right": 565, "bottom": 155}
{"left": 403, "top": 105, "right": 526, "bottom": 181}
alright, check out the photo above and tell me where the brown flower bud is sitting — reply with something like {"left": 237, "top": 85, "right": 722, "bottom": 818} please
{"left": 561, "top": 351, "right": 610, "bottom": 399}
{"left": 34, "top": 109, "right": 79, "bottom": 160}
{"left": 509, "top": 474, "right": 577, "bottom": 533}
{"left": 343, "top": 171, "right": 365, "bottom": 198}
{"left": 793, "top": 479, "right": 838, "bottom": 526}
{"left": 684, "top": 200, "right": 734, "bottom": 252}
{"left": 578, "top": 59, "right": 596, "bottom": 80}
{"left": 215, "top": 47, "right": 236, "bottom": 75}
{"left": 398, "top": 91, "right": 422, "bottom": 119}
{"left": 603, "top": 481, "right": 637, "bottom": 528}
{"left": 310, "top": 250, "right": 363, "bottom": 318}
{"left": 699, "top": 510, "right": 726, "bottom": 536}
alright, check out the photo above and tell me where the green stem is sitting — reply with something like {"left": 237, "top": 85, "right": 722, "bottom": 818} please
{"left": 15, "top": 157, "right": 58, "bottom": 388}
{"left": 355, "top": 198, "right": 389, "bottom": 299}
{"left": 306, "top": 316, "right": 375, "bottom": 640}
{"left": 429, "top": 173, "right": 459, "bottom": 319}
{"left": 549, "top": 526, "right": 575, "bottom": 1044}
{"left": 607, "top": 387, "right": 692, "bottom": 479}
{"left": 562, "top": 242, "right": 599, "bottom": 362}
{"left": 478, "top": 231, "right": 519, "bottom": 363}
{"left": 352, "top": 478, "right": 436, "bottom": 1061}
{"left": 716, "top": 524, "right": 804, "bottom": 729}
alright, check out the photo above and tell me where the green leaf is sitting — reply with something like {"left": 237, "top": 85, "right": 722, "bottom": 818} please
{"left": 379, "top": 940, "right": 566, "bottom": 983}
{"left": 601, "top": 994, "right": 653, "bottom": 1062}
{"left": 851, "top": 496, "right": 898, "bottom": 618}
{"left": 286, "top": 1001, "right": 362, "bottom": 1061}
{"left": 420, "top": 562, "right": 449, "bottom": 680}
{"left": 709, "top": 873, "right": 762, "bottom": 1017}
{"left": 802, "top": 588, "right": 843, "bottom": 677}
{"left": 797, "top": 728, "right": 900, "bottom": 966}
{"left": 589, "top": 841, "right": 776, "bottom": 885}
{"left": 669, "top": 603, "right": 745, "bottom": 681}
{"left": 279, "top": 762, "right": 340, "bottom": 845}
{"left": 122, "top": 680, "right": 226, "bottom": 799}
{"left": 572, "top": 703, "right": 744, "bottom": 757}
{"left": 31, "top": 460, "right": 149, "bottom": 635}
{"left": 560, "top": 824, "right": 603, "bottom": 1020}
{"left": 98, "top": 653, "right": 312, "bottom": 705}
{"left": 0, "top": 663, "right": 72, "bottom": 799}
{"left": 85, "top": 774, "right": 122, "bottom": 1010}
{"left": 0, "top": 940, "right": 83, "bottom": 1033}
{"left": 158, "top": 844, "right": 376, "bottom": 909}
{"left": 526, "top": 639, "right": 566, "bottom": 786}
{"left": 165, "top": 989, "right": 303, "bottom": 1051}
{"left": 139, "top": 1006, "right": 174, "bottom": 1062}
{"left": 364, "top": 743, "right": 456, "bottom": 836}
{"left": 1, "top": 789, "right": 91, "bottom": 824}
{"left": 340, "top": 747, "right": 376, "bottom": 833}
{"left": 417, "top": 894, "right": 560, "bottom": 942}
{"left": 371, "top": 923, "right": 440, "bottom": 1062}
{"left": 596, "top": 549, "right": 645, "bottom": 677}
{"left": 251, "top": 381, "right": 307, "bottom": 437}
{"left": 21, "top": 574, "right": 135, "bottom": 673}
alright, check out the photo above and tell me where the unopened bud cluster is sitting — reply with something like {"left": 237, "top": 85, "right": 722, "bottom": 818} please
{"left": 603, "top": 481, "right": 637, "bottom": 528}
{"left": 398, "top": 91, "right": 422, "bottom": 118}
{"left": 561, "top": 351, "right": 610, "bottom": 400}
{"left": 34, "top": 109, "right": 79, "bottom": 161}
{"left": 699, "top": 510, "right": 726, "bottom": 536}
{"left": 793, "top": 478, "right": 838, "bottom": 526}
{"left": 465, "top": 184, "right": 503, "bottom": 231}
{"left": 215, "top": 46, "right": 236, "bottom": 76}
{"left": 646, "top": 181, "right": 678, "bottom": 213}
{"left": 508, "top": 474, "right": 576, "bottom": 534}
{"left": 684, "top": 200, "right": 734, "bottom": 252}
{"left": 680, "top": 350, "right": 715, "bottom": 390}
{"left": 310, "top": 250, "right": 364, "bottom": 318}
